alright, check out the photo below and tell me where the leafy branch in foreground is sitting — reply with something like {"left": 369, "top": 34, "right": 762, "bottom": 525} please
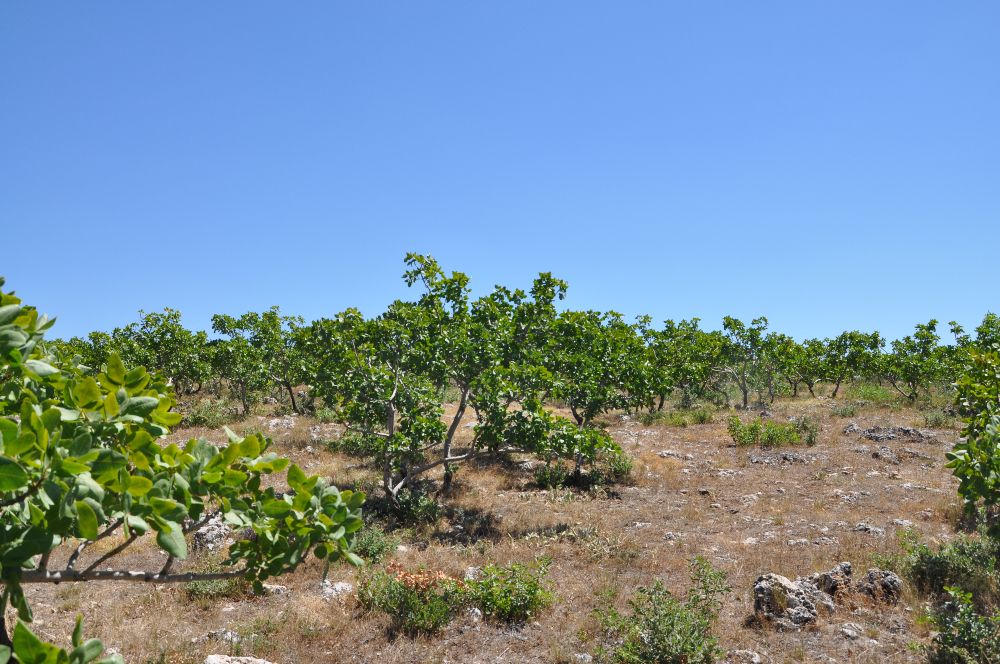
{"left": 0, "top": 276, "right": 365, "bottom": 659}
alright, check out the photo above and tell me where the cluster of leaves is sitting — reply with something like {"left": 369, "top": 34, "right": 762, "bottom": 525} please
{"left": 726, "top": 415, "right": 800, "bottom": 447}
{"left": 947, "top": 346, "right": 1000, "bottom": 538}
{"left": 0, "top": 614, "right": 123, "bottom": 664}
{"left": 927, "top": 587, "right": 1000, "bottom": 664}
{"left": 358, "top": 558, "right": 553, "bottom": 635}
{"left": 52, "top": 306, "right": 310, "bottom": 414}
{"left": 0, "top": 277, "right": 365, "bottom": 660}
{"left": 593, "top": 557, "right": 730, "bottom": 664}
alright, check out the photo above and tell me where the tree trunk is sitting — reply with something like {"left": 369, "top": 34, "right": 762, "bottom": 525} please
{"left": 657, "top": 394, "right": 666, "bottom": 412}
{"left": 284, "top": 380, "right": 298, "bottom": 413}
{"left": 442, "top": 387, "right": 470, "bottom": 488}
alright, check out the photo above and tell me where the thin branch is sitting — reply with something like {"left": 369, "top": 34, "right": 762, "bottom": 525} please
{"left": 183, "top": 511, "right": 218, "bottom": 535}
{"left": 344, "top": 425, "right": 390, "bottom": 439}
{"left": 82, "top": 535, "right": 138, "bottom": 573}
{"left": 0, "top": 473, "right": 47, "bottom": 508}
{"left": 20, "top": 568, "right": 257, "bottom": 584}
{"left": 67, "top": 517, "right": 125, "bottom": 569}
{"left": 159, "top": 555, "right": 174, "bottom": 576}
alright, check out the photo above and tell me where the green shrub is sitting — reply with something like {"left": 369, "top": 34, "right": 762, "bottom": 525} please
{"left": 315, "top": 407, "right": 338, "bottom": 423}
{"left": 727, "top": 415, "right": 799, "bottom": 447}
{"left": 535, "top": 462, "right": 569, "bottom": 489}
{"left": 326, "top": 431, "right": 379, "bottom": 457}
{"left": 830, "top": 403, "right": 858, "bottom": 418}
{"left": 464, "top": 558, "right": 554, "bottom": 621}
{"left": 795, "top": 415, "right": 819, "bottom": 446}
{"left": 352, "top": 525, "right": 401, "bottom": 565}
{"left": 359, "top": 558, "right": 554, "bottom": 636}
{"left": 909, "top": 533, "right": 1000, "bottom": 610}
{"left": 184, "top": 399, "right": 240, "bottom": 428}
{"left": 396, "top": 487, "right": 442, "bottom": 524}
{"left": 185, "top": 575, "right": 253, "bottom": 605}
{"left": 603, "top": 450, "right": 634, "bottom": 483}
{"left": 594, "top": 557, "right": 729, "bottom": 664}
{"left": 925, "top": 409, "right": 957, "bottom": 429}
{"left": 638, "top": 408, "right": 715, "bottom": 428}
{"left": 928, "top": 587, "right": 1000, "bottom": 664}
{"left": 689, "top": 407, "right": 714, "bottom": 424}
{"left": 850, "top": 383, "right": 894, "bottom": 404}
{"left": 358, "top": 566, "right": 459, "bottom": 635}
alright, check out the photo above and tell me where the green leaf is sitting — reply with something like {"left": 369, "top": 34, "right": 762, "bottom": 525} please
{"left": 149, "top": 497, "right": 177, "bottom": 515}
{"left": 72, "top": 377, "right": 102, "bottom": 408}
{"left": 58, "top": 460, "right": 90, "bottom": 475}
{"left": 12, "top": 620, "right": 57, "bottom": 664}
{"left": 150, "top": 411, "right": 182, "bottom": 426}
{"left": 0, "top": 644, "right": 9, "bottom": 664}
{"left": 105, "top": 354, "right": 126, "bottom": 385}
{"left": 0, "top": 303, "right": 22, "bottom": 326}
{"left": 345, "top": 552, "right": 364, "bottom": 567}
{"left": 222, "top": 469, "right": 248, "bottom": 486}
{"left": 346, "top": 491, "right": 366, "bottom": 510}
{"left": 87, "top": 449, "right": 126, "bottom": 482}
{"left": 238, "top": 435, "right": 260, "bottom": 459}
{"left": 286, "top": 464, "right": 306, "bottom": 490}
{"left": 75, "top": 501, "right": 99, "bottom": 540}
{"left": 125, "top": 515, "right": 150, "bottom": 535}
{"left": 6, "top": 433, "right": 36, "bottom": 457}
{"left": 125, "top": 476, "right": 152, "bottom": 497}
{"left": 72, "top": 615, "right": 83, "bottom": 648}
{"left": 156, "top": 521, "right": 187, "bottom": 559}
{"left": 24, "top": 360, "right": 60, "bottom": 377}
{"left": 119, "top": 397, "right": 159, "bottom": 419}
{"left": 69, "top": 639, "right": 103, "bottom": 664}
{"left": 0, "top": 456, "right": 29, "bottom": 491}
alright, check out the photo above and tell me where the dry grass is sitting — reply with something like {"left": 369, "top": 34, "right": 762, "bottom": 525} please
{"left": 7, "top": 397, "right": 964, "bottom": 663}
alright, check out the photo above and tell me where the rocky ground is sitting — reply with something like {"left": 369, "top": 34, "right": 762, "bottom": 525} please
{"left": 7, "top": 395, "right": 966, "bottom": 664}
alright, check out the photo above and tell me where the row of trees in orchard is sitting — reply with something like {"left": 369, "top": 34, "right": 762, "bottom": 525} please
{"left": 48, "top": 256, "right": 1000, "bottom": 506}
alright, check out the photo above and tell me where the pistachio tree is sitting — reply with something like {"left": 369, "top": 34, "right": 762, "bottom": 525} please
{"left": 304, "top": 257, "right": 619, "bottom": 506}
{"left": 825, "top": 330, "right": 883, "bottom": 397}
{"left": 0, "top": 278, "right": 364, "bottom": 660}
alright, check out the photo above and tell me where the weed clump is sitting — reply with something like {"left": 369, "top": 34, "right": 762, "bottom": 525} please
{"left": 593, "top": 557, "right": 729, "bottom": 664}
{"left": 184, "top": 399, "right": 240, "bottom": 428}
{"left": 358, "top": 558, "right": 554, "bottom": 635}
{"left": 727, "top": 415, "right": 800, "bottom": 447}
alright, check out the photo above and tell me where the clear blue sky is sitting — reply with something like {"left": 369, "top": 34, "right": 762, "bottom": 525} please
{"left": 2, "top": 3, "right": 997, "bottom": 342}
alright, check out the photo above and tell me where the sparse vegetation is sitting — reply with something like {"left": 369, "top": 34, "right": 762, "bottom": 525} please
{"left": 593, "top": 557, "right": 729, "bottom": 664}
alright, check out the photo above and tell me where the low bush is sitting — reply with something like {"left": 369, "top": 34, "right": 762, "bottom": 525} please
{"left": 925, "top": 408, "right": 958, "bottom": 429}
{"left": 909, "top": 532, "right": 1000, "bottom": 610}
{"left": 358, "top": 565, "right": 460, "bottom": 635}
{"left": 358, "top": 558, "right": 554, "bottom": 636}
{"left": 593, "top": 557, "right": 729, "bottom": 664}
{"left": 637, "top": 408, "right": 714, "bottom": 427}
{"left": 326, "top": 431, "right": 380, "bottom": 457}
{"left": 535, "top": 462, "right": 569, "bottom": 489}
{"left": 795, "top": 415, "right": 819, "bottom": 446}
{"left": 927, "top": 587, "right": 1000, "bottom": 664}
{"left": 602, "top": 449, "right": 634, "bottom": 483}
{"left": 396, "top": 487, "right": 442, "bottom": 525}
{"left": 352, "top": 525, "right": 402, "bottom": 565}
{"left": 184, "top": 398, "right": 240, "bottom": 428}
{"left": 830, "top": 403, "right": 858, "bottom": 418}
{"left": 727, "top": 415, "right": 800, "bottom": 447}
{"left": 464, "top": 558, "right": 554, "bottom": 622}
{"left": 315, "top": 407, "right": 338, "bottom": 423}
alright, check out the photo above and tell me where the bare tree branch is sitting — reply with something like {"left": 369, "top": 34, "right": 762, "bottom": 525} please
{"left": 20, "top": 568, "right": 256, "bottom": 584}
{"left": 82, "top": 535, "right": 138, "bottom": 574}
{"left": 66, "top": 518, "right": 124, "bottom": 570}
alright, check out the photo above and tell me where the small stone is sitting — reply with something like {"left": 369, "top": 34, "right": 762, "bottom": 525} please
{"left": 260, "top": 584, "right": 287, "bottom": 596}
{"left": 464, "top": 567, "right": 481, "bottom": 581}
{"left": 321, "top": 580, "right": 355, "bottom": 602}
{"left": 698, "top": 488, "right": 710, "bottom": 495}
{"left": 892, "top": 519, "right": 914, "bottom": 528}
{"left": 840, "top": 623, "right": 863, "bottom": 640}
{"left": 710, "top": 503, "right": 722, "bottom": 509}
{"left": 204, "top": 657, "right": 278, "bottom": 664}
{"left": 872, "top": 447, "right": 901, "bottom": 464}
{"left": 728, "top": 651, "right": 763, "bottom": 664}
{"left": 854, "top": 523, "right": 886, "bottom": 537}
{"left": 573, "top": 655, "right": 593, "bottom": 663}
{"left": 466, "top": 607, "right": 483, "bottom": 622}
